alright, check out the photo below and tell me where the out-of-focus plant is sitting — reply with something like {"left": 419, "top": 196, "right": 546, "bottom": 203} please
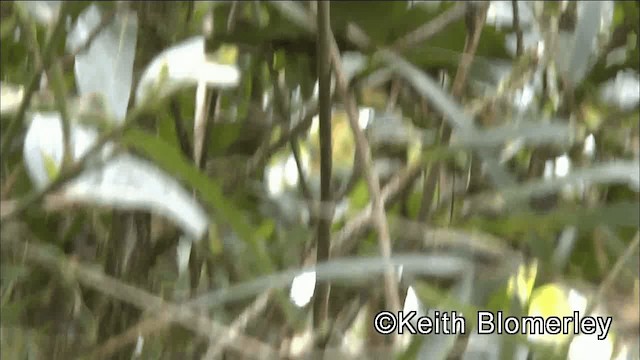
{"left": 1, "top": 1, "right": 637, "bottom": 359}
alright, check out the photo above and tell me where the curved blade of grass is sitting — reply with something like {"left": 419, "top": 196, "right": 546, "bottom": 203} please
{"left": 451, "top": 121, "right": 576, "bottom": 149}
{"left": 567, "top": 2, "right": 603, "bottom": 87}
{"left": 379, "top": 50, "right": 516, "bottom": 188}
{"left": 187, "top": 253, "right": 519, "bottom": 310}
{"left": 473, "top": 160, "right": 640, "bottom": 209}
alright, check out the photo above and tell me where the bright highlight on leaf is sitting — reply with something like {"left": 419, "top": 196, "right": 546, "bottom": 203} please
{"left": 135, "top": 36, "right": 240, "bottom": 106}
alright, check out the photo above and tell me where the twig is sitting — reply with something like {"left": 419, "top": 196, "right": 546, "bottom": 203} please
{"left": 512, "top": 0, "right": 524, "bottom": 57}
{"left": 314, "top": 0, "right": 333, "bottom": 331}
{"left": 202, "top": 289, "right": 273, "bottom": 360}
{"left": 451, "top": 4, "right": 488, "bottom": 98}
{"left": 418, "top": 72, "right": 448, "bottom": 222}
{"left": 329, "top": 163, "right": 423, "bottom": 257}
{"left": 226, "top": 1, "right": 239, "bottom": 33}
{"left": 562, "top": 231, "right": 640, "bottom": 352}
{"left": 589, "top": 231, "right": 639, "bottom": 315}
{"left": 392, "top": 2, "right": 467, "bottom": 52}
{"left": 333, "top": 159, "right": 361, "bottom": 201}
{"left": 385, "top": 78, "right": 401, "bottom": 113}
{"left": 417, "top": 2, "right": 490, "bottom": 223}
{"left": 0, "top": 166, "right": 21, "bottom": 199}
{"left": 244, "top": 103, "right": 318, "bottom": 178}
{"left": 1, "top": 236, "right": 278, "bottom": 359}
{"left": 327, "top": 27, "right": 401, "bottom": 315}
{"left": 85, "top": 314, "right": 169, "bottom": 359}
{"left": 290, "top": 139, "right": 313, "bottom": 206}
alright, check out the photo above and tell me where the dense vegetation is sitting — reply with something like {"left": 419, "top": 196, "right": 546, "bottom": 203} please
{"left": 0, "top": 1, "right": 638, "bottom": 359}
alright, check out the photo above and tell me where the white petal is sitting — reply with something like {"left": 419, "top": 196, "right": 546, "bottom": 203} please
{"left": 64, "top": 154, "right": 209, "bottom": 240}
{"left": 23, "top": 112, "right": 111, "bottom": 189}
{"left": 68, "top": 5, "right": 138, "bottom": 122}
{"left": 135, "top": 36, "right": 240, "bottom": 106}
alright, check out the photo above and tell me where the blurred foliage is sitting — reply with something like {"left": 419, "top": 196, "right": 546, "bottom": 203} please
{"left": 1, "top": 1, "right": 638, "bottom": 359}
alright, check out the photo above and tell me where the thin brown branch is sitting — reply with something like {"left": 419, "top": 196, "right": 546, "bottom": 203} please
{"left": 327, "top": 31, "right": 401, "bottom": 315}
{"left": 243, "top": 102, "right": 318, "bottom": 179}
{"left": 418, "top": 72, "right": 448, "bottom": 222}
{"left": 418, "top": 2, "right": 490, "bottom": 223}
{"left": 85, "top": 314, "right": 168, "bottom": 359}
{"left": 333, "top": 159, "right": 361, "bottom": 201}
{"left": 590, "top": 231, "right": 639, "bottom": 315}
{"left": 226, "top": 1, "right": 239, "bottom": 33}
{"left": 1, "top": 236, "right": 278, "bottom": 359}
{"left": 290, "top": 139, "right": 313, "bottom": 205}
{"left": 202, "top": 289, "right": 273, "bottom": 360}
{"left": 561, "top": 231, "right": 640, "bottom": 351}
{"left": 512, "top": 0, "right": 524, "bottom": 57}
{"left": 330, "top": 163, "right": 423, "bottom": 257}
{"left": 314, "top": 0, "right": 333, "bottom": 333}
{"left": 385, "top": 78, "right": 401, "bottom": 113}
{"left": 0, "top": 166, "right": 21, "bottom": 199}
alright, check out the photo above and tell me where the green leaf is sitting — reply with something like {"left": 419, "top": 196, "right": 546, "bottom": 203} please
{"left": 567, "top": 2, "right": 603, "bottom": 87}
{"left": 122, "top": 128, "right": 274, "bottom": 272}
{"left": 479, "top": 161, "right": 639, "bottom": 208}
{"left": 0, "top": 11, "right": 16, "bottom": 40}
{"left": 348, "top": 180, "right": 369, "bottom": 210}
{"left": 477, "top": 200, "right": 637, "bottom": 231}
{"left": 330, "top": 1, "right": 407, "bottom": 45}
{"left": 0, "top": 264, "right": 30, "bottom": 284}
{"left": 207, "top": 122, "right": 242, "bottom": 156}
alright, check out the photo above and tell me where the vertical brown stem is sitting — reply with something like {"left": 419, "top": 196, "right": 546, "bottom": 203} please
{"left": 313, "top": 0, "right": 332, "bottom": 334}
{"left": 418, "top": 3, "right": 489, "bottom": 223}
{"left": 512, "top": 0, "right": 524, "bottom": 57}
